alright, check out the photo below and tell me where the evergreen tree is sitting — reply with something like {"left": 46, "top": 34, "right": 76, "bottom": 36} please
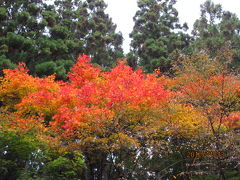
{"left": 192, "top": 0, "right": 240, "bottom": 68}
{"left": 85, "top": 0, "right": 124, "bottom": 67}
{"left": 129, "top": 0, "right": 191, "bottom": 73}
{"left": 0, "top": 0, "right": 46, "bottom": 74}
{"left": 52, "top": 0, "right": 124, "bottom": 69}
{"left": 0, "top": 0, "right": 123, "bottom": 79}
{"left": 36, "top": 0, "right": 87, "bottom": 79}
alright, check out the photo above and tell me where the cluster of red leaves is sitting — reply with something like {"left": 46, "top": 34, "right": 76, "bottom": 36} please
{"left": 68, "top": 55, "right": 101, "bottom": 88}
{"left": 223, "top": 112, "right": 240, "bottom": 129}
{"left": 179, "top": 75, "right": 239, "bottom": 102}
{"left": 7, "top": 56, "right": 172, "bottom": 142}
{"left": 1, "top": 55, "right": 240, "bottom": 150}
{"left": 169, "top": 72, "right": 240, "bottom": 130}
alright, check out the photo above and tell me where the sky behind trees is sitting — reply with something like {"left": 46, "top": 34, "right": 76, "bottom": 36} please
{"left": 105, "top": 0, "right": 240, "bottom": 53}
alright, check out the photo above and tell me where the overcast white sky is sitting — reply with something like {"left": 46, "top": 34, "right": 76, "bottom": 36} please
{"left": 105, "top": 0, "right": 240, "bottom": 53}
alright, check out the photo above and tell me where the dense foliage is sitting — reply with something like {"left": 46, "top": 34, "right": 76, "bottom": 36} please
{"left": 0, "top": 0, "right": 123, "bottom": 80}
{"left": 1, "top": 53, "right": 239, "bottom": 179}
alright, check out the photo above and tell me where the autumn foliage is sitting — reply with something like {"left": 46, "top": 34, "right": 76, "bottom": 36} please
{"left": 0, "top": 54, "right": 240, "bottom": 179}
{"left": 1, "top": 54, "right": 239, "bottom": 140}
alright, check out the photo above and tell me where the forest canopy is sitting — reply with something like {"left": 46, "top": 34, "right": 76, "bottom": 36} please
{"left": 0, "top": 0, "right": 240, "bottom": 179}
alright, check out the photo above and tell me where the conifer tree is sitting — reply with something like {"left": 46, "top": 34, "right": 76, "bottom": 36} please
{"left": 85, "top": 0, "right": 124, "bottom": 67}
{"left": 0, "top": 0, "right": 46, "bottom": 75}
{"left": 0, "top": 0, "right": 123, "bottom": 79}
{"left": 192, "top": 0, "right": 240, "bottom": 68}
{"left": 129, "top": 0, "right": 190, "bottom": 73}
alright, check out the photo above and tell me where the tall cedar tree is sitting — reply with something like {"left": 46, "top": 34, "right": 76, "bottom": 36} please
{"left": 84, "top": 0, "right": 124, "bottom": 67}
{"left": 129, "top": 0, "right": 191, "bottom": 73}
{"left": 0, "top": 0, "right": 123, "bottom": 79}
{"left": 192, "top": 0, "right": 240, "bottom": 68}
